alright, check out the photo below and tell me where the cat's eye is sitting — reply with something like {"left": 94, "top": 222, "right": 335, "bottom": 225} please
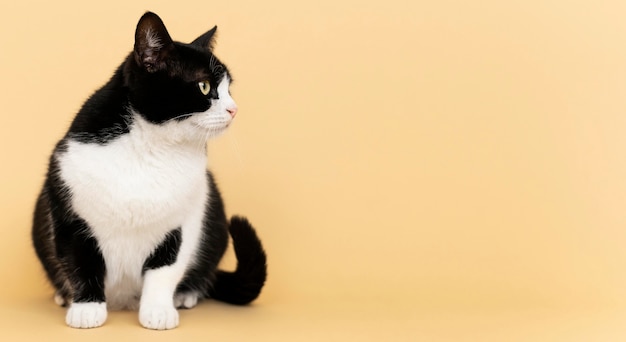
{"left": 198, "top": 81, "right": 211, "bottom": 96}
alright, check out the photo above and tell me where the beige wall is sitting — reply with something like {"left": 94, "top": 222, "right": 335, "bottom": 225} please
{"left": 1, "top": 0, "right": 626, "bottom": 340}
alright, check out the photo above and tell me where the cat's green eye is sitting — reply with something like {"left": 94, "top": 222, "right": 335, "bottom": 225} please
{"left": 198, "top": 81, "right": 211, "bottom": 96}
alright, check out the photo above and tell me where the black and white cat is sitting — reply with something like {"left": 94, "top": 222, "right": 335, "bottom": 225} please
{"left": 31, "top": 12, "right": 267, "bottom": 330}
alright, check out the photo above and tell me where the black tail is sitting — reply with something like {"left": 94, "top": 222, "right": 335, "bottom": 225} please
{"left": 210, "top": 216, "right": 267, "bottom": 305}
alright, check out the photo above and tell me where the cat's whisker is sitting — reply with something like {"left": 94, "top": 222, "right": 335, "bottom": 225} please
{"left": 229, "top": 132, "right": 244, "bottom": 169}
{"left": 195, "top": 127, "right": 209, "bottom": 152}
{"left": 164, "top": 113, "right": 194, "bottom": 123}
{"left": 203, "top": 129, "right": 212, "bottom": 150}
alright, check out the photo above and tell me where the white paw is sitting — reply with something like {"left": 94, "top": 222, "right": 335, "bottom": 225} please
{"left": 139, "top": 304, "right": 179, "bottom": 330}
{"left": 54, "top": 292, "right": 67, "bottom": 307}
{"left": 66, "top": 302, "right": 107, "bottom": 329}
{"left": 174, "top": 292, "right": 199, "bottom": 309}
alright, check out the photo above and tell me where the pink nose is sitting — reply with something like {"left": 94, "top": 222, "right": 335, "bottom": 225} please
{"left": 227, "top": 106, "right": 238, "bottom": 118}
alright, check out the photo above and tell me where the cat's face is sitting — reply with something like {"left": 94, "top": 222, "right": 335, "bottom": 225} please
{"left": 125, "top": 12, "right": 238, "bottom": 139}
{"left": 189, "top": 74, "right": 237, "bottom": 136}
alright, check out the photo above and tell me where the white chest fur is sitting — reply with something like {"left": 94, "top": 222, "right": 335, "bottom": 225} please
{"left": 57, "top": 115, "right": 209, "bottom": 309}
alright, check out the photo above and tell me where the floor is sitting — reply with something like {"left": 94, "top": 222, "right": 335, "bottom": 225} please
{"left": 3, "top": 292, "right": 626, "bottom": 341}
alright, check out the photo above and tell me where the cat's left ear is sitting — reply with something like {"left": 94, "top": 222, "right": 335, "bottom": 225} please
{"left": 191, "top": 26, "right": 218, "bottom": 50}
{"left": 134, "top": 12, "right": 175, "bottom": 73}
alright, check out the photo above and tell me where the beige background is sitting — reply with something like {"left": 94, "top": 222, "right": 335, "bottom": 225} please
{"left": 1, "top": 0, "right": 626, "bottom": 340}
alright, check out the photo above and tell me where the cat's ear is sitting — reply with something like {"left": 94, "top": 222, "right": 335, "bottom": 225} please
{"left": 134, "top": 12, "right": 174, "bottom": 73}
{"left": 191, "top": 26, "right": 218, "bottom": 50}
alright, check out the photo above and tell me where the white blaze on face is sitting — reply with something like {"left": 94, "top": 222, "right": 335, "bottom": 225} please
{"left": 192, "top": 75, "right": 238, "bottom": 137}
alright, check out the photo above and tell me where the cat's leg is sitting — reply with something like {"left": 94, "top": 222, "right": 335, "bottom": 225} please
{"left": 139, "top": 223, "right": 201, "bottom": 330}
{"left": 139, "top": 269, "right": 180, "bottom": 330}
{"left": 54, "top": 219, "right": 107, "bottom": 329}
{"left": 32, "top": 190, "right": 74, "bottom": 308}
{"left": 139, "top": 228, "right": 181, "bottom": 330}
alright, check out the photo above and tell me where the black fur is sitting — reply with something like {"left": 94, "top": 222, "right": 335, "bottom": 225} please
{"left": 66, "top": 67, "right": 130, "bottom": 144}
{"left": 31, "top": 11, "right": 267, "bottom": 315}
{"left": 143, "top": 228, "right": 182, "bottom": 272}
{"left": 209, "top": 216, "right": 268, "bottom": 304}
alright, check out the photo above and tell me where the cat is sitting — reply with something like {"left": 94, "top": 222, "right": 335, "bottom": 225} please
{"left": 31, "top": 11, "right": 267, "bottom": 330}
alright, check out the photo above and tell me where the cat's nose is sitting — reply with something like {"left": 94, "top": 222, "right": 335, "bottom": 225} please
{"left": 227, "top": 106, "right": 238, "bottom": 118}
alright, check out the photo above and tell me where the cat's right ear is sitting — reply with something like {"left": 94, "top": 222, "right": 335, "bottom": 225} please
{"left": 191, "top": 26, "right": 218, "bottom": 51}
{"left": 134, "top": 12, "right": 174, "bottom": 73}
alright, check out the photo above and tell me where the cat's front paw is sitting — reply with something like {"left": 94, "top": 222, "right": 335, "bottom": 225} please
{"left": 174, "top": 291, "right": 199, "bottom": 309}
{"left": 139, "top": 304, "right": 179, "bottom": 330}
{"left": 66, "top": 302, "right": 107, "bottom": 329}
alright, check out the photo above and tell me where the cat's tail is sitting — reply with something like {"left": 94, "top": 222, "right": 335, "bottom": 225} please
{"left": 210, "top": 216, "right": 267, "bottom": 305}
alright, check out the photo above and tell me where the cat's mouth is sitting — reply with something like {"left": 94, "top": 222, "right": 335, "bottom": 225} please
{"left": 191, "top": 121, "right": 231, "bottom": 137}
{"left": 188, "top": 109, "right": 235, "bottom": 136}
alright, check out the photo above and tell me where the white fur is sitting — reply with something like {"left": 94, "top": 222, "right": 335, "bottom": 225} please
{"left": 57, "top": 77, "right": 235, "bottom": 329}
{"left": 145, "top": 28, "right": 163, "bottom": 50}
{"left": 174, "top": 291, "right": 200, "bottom": 309}
{"left": 190, "top": 75, "right": 237, "bottom": 137}
{"left": 66, "top": 302, "right": 107, "bottom": 329}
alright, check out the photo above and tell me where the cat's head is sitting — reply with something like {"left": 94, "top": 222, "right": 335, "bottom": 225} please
{"left": 124, "top": 12, "right": 237, "bottom": 139}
